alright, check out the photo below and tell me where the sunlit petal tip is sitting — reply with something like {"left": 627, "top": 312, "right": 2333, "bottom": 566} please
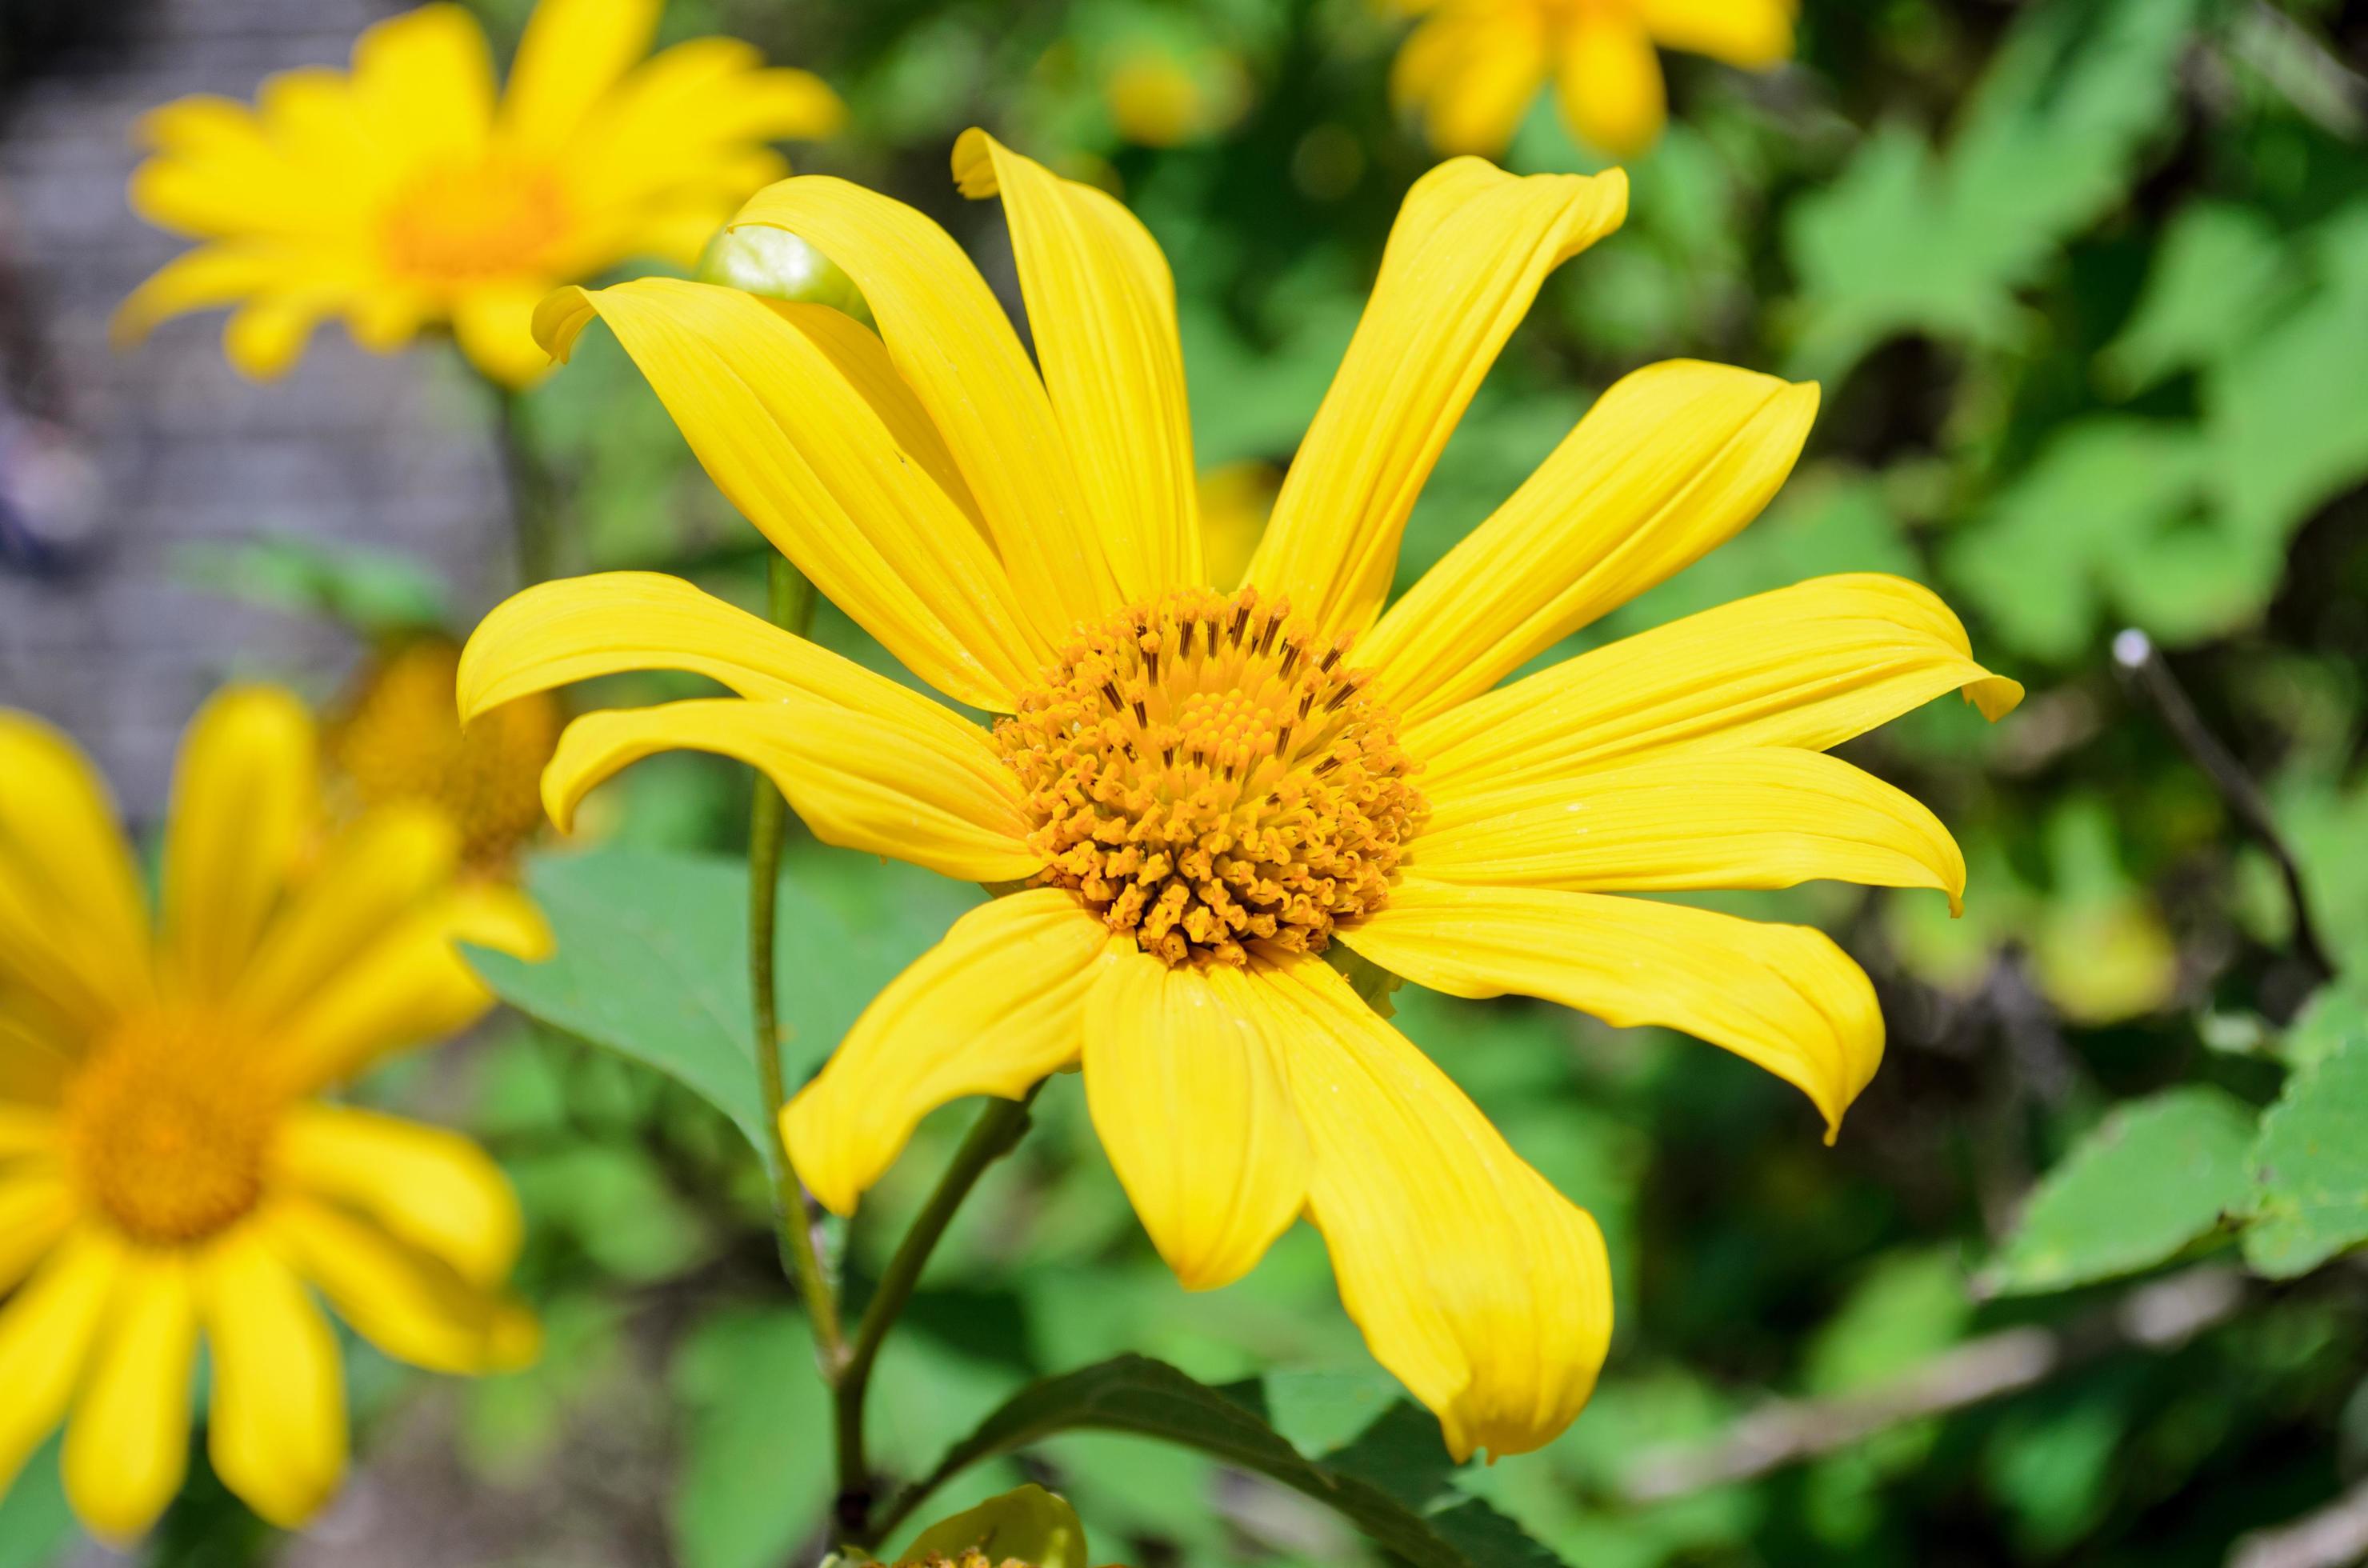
{"left": 949, "top": 126, "right": 1000, "bottom": 196}
{"left": 530, "top": 286, "right": 600, "bottom": 365}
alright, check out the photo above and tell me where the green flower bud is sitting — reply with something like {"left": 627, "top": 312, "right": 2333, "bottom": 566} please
{"left": 696, "top": 224, "right": 874, "bottom": 326}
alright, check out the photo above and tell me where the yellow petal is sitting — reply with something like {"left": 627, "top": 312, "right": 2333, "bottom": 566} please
{"left": 729, "top": 175, "right": 1122, "bottom": 638}
{"left": 498, "top": 0, "right": 659, "bottom": 150}
{"left": 0, "top": 710, "right": 151, "bottom": 1032}
{"left": 1556, "top": 11, "right": 1666, "bottom": 158}
{"left": 277, "top": 1106, "right": 522, "bottom": 1286}
{"left": 1257, "top": 954, "right": 1611, "bottom": 1460}
{"left": 232, "top": 805, "right": 461, "bottom": 1029}
{"left": 349, "top": 3, "right": 495, "bottom": 160}
{"left": 112, "top": 245, "right": 283, "bottom": 347}
{"left": 783, "top": 890, "right": 1114, "bottom": 1215}
{"left": 62, "top": 1252, "right": 197, "bottom": 1545}
{"left": 1081, "top": 953, "right": 1308, "bottom": 1290}
{"left": 267, "top": 882, "right": 549, "bottom": 1090}
{"left": 1408, "top": 574, "right": 2024, "bottom": 796}
{"left": 1637, "top": 0, "right": 1794, "bottom": 68}
{"left": 451, "top": 282, "right": 555, "bottom": 389}
{"left": 1366, "top": 361, "right": 1819, "bottom": 722}
{"left": 1410, "top": 747, "right": 1966, "bottom": 913}
{"left": 535, "top": 280, "right": 1038, "bottom": 708}
{"left": 269, "top": 1198, "right": 538, "bottom": 1375}
{"left": 1342, "top": 879, "right": 1883, "bottom": 1139}
{"left": 954, "top": 130, "right": 1201, "bottom": 599}
{"left": 159, "top": 686, "right": 317, "bottom": 1005}
{"left": 222, "top": 294, "right": 341, "bottom": 381}
{"left": 543, "top": 698, "right": 1040, "bottom": 883}
{"left": 0, "top": 1169, "right": 72, "bottom": 1294}
{"left": 562, "top": 41, "right": 842, "bottom": 209}
{"left": 0, "top": 1018, "right": 67, "bottom": 1104}
{"left": 1390, "top": 9, "right": 1550, "bottom": 158}
{"left": 0, "top": 1101, "right": 58, "bottom": 1157}
{"left": 202, "top": 1228, "right": 347, "bottom": 1530}
{"left": 0, "top": 1228, "right": 122, "bottom": 1503}
{"left": 1244, "top": 159, "right": 1626, "bottom": 639}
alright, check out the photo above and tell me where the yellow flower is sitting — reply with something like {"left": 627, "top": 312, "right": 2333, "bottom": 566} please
{"left": 111, "top": 0, "right": 843, "bottom": 386}
{"left": 1390, "top": 0, "right": 1795, "bottom": 158}
{"left": 0, "top": 689, "right": 550, "bottom": 1541}
{"left": 324, "top": 637, "right": 563, "bottom": 878}
{"left": 1102, "top": 46, "right": 1249, "bottom": 149}
{"left": 458, "top": 133, "right": 2020, "bottom": 1459}
{"left": 1198, "top": 462, "right": 1282, "bottom": 592}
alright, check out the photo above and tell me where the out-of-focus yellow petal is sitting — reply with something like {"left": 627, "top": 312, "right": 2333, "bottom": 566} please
{"left": 1390, "top": 8, "right": 1550, "bottom": 158}
{"left": 730, "top": 176, "right": 1121, "bottom": 638}
{"left": 62, "top": 1252, "right": 197, "bottom": 1545}
{"left": 1410, "top": 748, "right": 1966, "bottom": 913}
{"left": 233, "top": 805, "right": 459, "bottom": 1029}
{"left": 1257, "top": 953, "right": 1611, "bottom": 1461}
{"left": 0, "top": 1020, "right": 66, "bottom": 1104}
{"left": 1637, "top": 0, "right": 1794, "bottom": 68}
{"left": 0, "top": 1228, "right": 121, "bottom": 1503}
{"left": 277, "top": 1106, "right": 522, "bottom": 1286}
{"left": 451, "top": 282, "right": 554, "bottom": 389}
{"left": 1082, "top": 953, "right": 1307, "bottom": 1291}
{"left": 159, "top": 686, "right": 317, "bottom": 1006}
{"left": 269, "top": 1197, "right": 538, "bottom": 1375}
{"left": 111, "top": 245, "right": 284, "bottom": 347}
{"left": 1342, "top": 879, "right": 1883, "bottom": 1140}
{"left": 1366, "top": 361, "right": 1818, "bottom": 722}
{"left": 954, "top": 130, "right": 1201, "bottom": 599}
{"left": 563, "top": 41, "right": 843, "bottom": 208}
{"left": 534, "top": 281, "right": 1038, "bottom": 708}
{"left": 0, "top": 712, "right": 151, "bottom": 1033}
{"left": 498, "top": 0, "right": 659, "bottom": 150}
{"left": 1408, "top": 574, "right": 2024, "bottom": 795}
{"left": 221, "top": 293, "right": 343, "bottom": 381}
{"left": 0, "top": 1169, "right": 71, "bottom": 1294}
{"left": 1244, "top": 160, "right": 1626, "bottom": 639}
{"left": 267, "top": 882, "right": 549, "bottom": 1091}
{"left": 202, "top": 1228, "right": 347, "bottom": 1530}
{"left": 542, "top": 697, "right": 1040, "bottom": 882}
{"left": 1556, "top": 11, "right": 1666, "bottom": 158}
{"left": 348, "top": 3, "right": 495, "bottom": 160}
{"left": 784, "top": 891, "right": 1115, "bottom": 1215}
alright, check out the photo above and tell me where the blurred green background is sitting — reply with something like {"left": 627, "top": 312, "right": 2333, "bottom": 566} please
{"left": 9, "top": 0, "right": 2368, "bottom": 1564}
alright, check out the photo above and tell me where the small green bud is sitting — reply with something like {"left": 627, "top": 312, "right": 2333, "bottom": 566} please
{"left": 696, "top": 224, "right": 874, "bottom": 326}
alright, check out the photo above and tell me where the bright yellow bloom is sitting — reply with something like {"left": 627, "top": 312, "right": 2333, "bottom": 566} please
{"left": 459, "top": 133, "right": 2019, "bottom": 1458}
{"left": 112, "top": 0, "right": 842, "bottom": 386}
{"left": 1390, "top": 0, "right": 1795, "bottom": 158}
{"left": 0, "top": 689, "right": 550, "bottom": 1541}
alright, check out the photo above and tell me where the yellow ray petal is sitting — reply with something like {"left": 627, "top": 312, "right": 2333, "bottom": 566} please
{"left": 269, "top": 1197, "right": 538, "bottom": 1375}
{"left": 202, "top": 1228, "right": 347, "bottom": 1530}
{"left": 0, "top": 1169, "right": 71, "bottom": 1294}
{"left": 1366, "top": 361, "right": 1819, "bottom": 722}
{"left": 1556, "top": 10, "right": 1666, "bottom": 158}
{"left": 783, "top": 891, "right": 1116, "bottom": 1214}
{"left": 1244, "top": 159, "right": 1626, "bottom": 639}
{"left": 112, "top": 245, "right": 286, "bottom": 348}
{"left": 1408, "top": 574, "right": 2024, "bottom": 795}
{"left": 729, "top": 175, "right": 1120, "bottom": 638}
{"left": 278, "top": 1106, "right": 522, "bottom": 1286}
{"left": 158, "top": 686, "right": 317, "bottom": 1005}
{"left": 1256, "top": 953, "right": 1611, "bottom": 1461}
{"left": 535, "top": 280, "right": 1038, "bottom": 708}
{"left": 498, "top": 0, "right": 659, "bottom": 150}
{"left": 1410, "top": 748, "right": 1966, "bottom": 913}
{"left": 954, "top": 130, "right": 1200, "bottom": 599}
{"left": 233, "top": 805, "right": 460, "bottom": 1030}
{"left": 0, "top": 712, "right": 151, "bottom": 1033}
{"left": 543, "top": 698, "right": 1040, "bottom": 883}
{"left": 451, "top": 282, "right": 554, "bottom": 389}
{"left": 222, "top": 292, "right": 346, "bottom": 381}
{"left": 1342, "top": 879, "right": 1883, "bottom": 1139}
{"left": 62, "top": 1251, "right": 197, "bottom": 1545}
{"left": 349, "top": 3, "right": 495, "bottom": 160}
{"left": 564, "top": 41, "right": 842, "bottom": 208}
{"left": 0, "top": 1228, "right": 122, "bottom": 1503}
{"left": 1390, "top": 8, "right": 1550, "bottom": 158}
{"left": 1081, "top": 953, "right": 1308, "bottom": 1291}
{"left": 1636, "top": 0, "right": 1794, "bottom": 68}
{"left": 0, "top": 1010, "right": 69, "bottom": 1103}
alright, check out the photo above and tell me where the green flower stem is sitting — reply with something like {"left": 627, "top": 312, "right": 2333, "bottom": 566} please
{"left": 747, "top": 556, "right": 843, "bottom": 1367}
{"left": 489, "top": 379, "right": 562, "bottom": 587}
{"left": 837, "top": 1082, "right": 1044, "bottom": 1546}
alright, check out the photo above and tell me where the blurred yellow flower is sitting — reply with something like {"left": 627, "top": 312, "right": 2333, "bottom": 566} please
{"left": 325, "top": 637, "right": 562, "bottom": 878}
{"left": 0, "top": 688, "right": 549, "bottom": 1541}
{"left": 1196, "top": 462, "right": 1281, "bottom": 591}
{"left": 1390, "top": 0, "right": 1794, "bottom": 158}
{"left": 459, "top": 133, "right": 2018, "bottom": 1458}
{"left": 112, "top": 0, "right": 842, "bottom": 386}
{"left": 1102, "top": 46, "right": 1249, "bottom": 148}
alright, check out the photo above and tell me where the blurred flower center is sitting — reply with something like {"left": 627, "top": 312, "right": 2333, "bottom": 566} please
{"left": 998, "top": 586, "right": 1422, "bottom": 968}
{"left": 381, "top": 157, "right": 571, "bottom": 285}
{"left": 63, "top": 1012, "right": 281, "bottom": 1246}
{"left": 326, "top": 639, "right": 561, "bottom": 874}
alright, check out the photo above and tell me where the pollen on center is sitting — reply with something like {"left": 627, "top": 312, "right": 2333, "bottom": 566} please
{"left": 997, "top": 586, "right": 1424, "bottom": 967}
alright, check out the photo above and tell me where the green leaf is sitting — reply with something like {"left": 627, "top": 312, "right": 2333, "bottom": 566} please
{"left": 467, "top": 845, "right": 982, "bottom": 1176}
{"left": 170, "top": 534, "right": 452, "bottom": 638}
{"left": 2245, "top": 1030, "right": 2368, "bottom": 1278}
{"left": 1984, "top": 1086, "right": 2259, "bottom": 1295}
{"left": 885, "top": 1356, "right": 1566, "bottom": 1568}
{"left": 2096, "top": 202, "right": 2293, "bottom": 394}
{"left": 896, "top": 1485, "right": 1090, "bottom": 1568}
{"left": 673, "top": 1307, "right": 834, "bottom": 1568}
{"left": 0, "top": 1437, "right": 74, "bottom": 1568}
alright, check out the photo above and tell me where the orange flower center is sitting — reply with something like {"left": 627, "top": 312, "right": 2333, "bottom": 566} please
{"left": 381, "top": 157, "right": 571, "bottom": 286}
{"left": 998, "top": 586, "right": 1423, "bottom": 968}
{"left": 62, "top": 1013, "right": 282, "bottom": 1246}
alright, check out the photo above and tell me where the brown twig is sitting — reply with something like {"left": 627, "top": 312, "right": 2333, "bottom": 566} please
{"left": 2229, "top": 1475, "right": 2368, "bottom": 1568}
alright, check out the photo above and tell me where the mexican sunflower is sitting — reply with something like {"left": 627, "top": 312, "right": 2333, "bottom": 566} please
{"left": 1390, "top": 0, "right": 1794, "bottom": 158}
{"left": 458, "top": 132, "right": 2021, "bottom": 1458}
{"left": 111, "top": 0, "right": 843, "bottom": 386}
{"left": 0, "top": 689, "right": 548, "bottom": 1540}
